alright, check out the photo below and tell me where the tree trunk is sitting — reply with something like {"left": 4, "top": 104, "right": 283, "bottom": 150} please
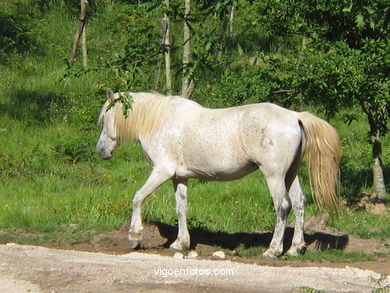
{"left": 301, "top": 36, "right": 308, "bottom": 50}
{"left": 108, "top": 0, "right": 115, "bottom": 11}
{"left": 81, "top": 24, "right": 87, "bottom": 68}
{"left": 68, "top": 0, "right": 89, "bottom": 67}
{"left": 153, "top": 60, "right": 162, "bottom": 90}
{"left": 163, "top": 0, "right": 172, "bottom": 95}
{"left": 226, "top": 4, "right": 234, "bottom": 67}
{"left": 370, "top": 122, "right": 387, "bottom": 199}
{"left": 181, "top": 0, "right": 191, "bottom": 98}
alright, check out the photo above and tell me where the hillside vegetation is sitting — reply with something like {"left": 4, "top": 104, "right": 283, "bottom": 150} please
{"left": 0, "top": 0, "right": 388, "bottom": 254}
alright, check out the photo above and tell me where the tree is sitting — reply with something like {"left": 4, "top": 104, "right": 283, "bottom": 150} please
{"left": 68, "top": 0, "right": 89, "bottom": 67}
{"left": 219, "top": 2, "right": 235, "bottom": 66}
{"left": 256, "top": 0, "right": 389, "bottom": 199}
{"left": 181, "top": 0, "right": 193, "bottom": 98}
{"left": 226, "top": 4, "right": 234, "bottom": 66}
{"left": 162, "top": 0, "right": 172, "bottom": 95}
{"left": 178, "top": 0, "right": 239, "bottom": 97}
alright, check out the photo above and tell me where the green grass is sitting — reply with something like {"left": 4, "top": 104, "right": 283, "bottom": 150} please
{"left": 0, "top": 0, "right": 389, "bottom": 263}
{"left": 284, "top": 249, "right": 376, "bottom": 263}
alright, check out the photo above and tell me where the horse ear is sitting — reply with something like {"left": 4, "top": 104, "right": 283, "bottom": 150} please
{"left": 107, "top": 89, "right": 115, "bottom": 101}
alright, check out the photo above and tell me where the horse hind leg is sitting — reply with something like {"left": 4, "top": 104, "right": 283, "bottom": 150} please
{"left": 169, "top": 179, "right": 190, "bottom": 251}
{"left": 284, "top": 140, "right": 307, "bottom": 256}
{"left": 286, "top": 176, "right": 307, "bottom": 256}
{"left": 263, "top": 175, "right": 291, "bottom": 258}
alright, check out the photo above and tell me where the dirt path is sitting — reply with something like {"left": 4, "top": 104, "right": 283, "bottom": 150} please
{"left": 0, "top": 243, "right": 388, "bottom": 293}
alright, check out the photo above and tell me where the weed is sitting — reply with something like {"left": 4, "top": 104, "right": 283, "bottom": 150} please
{"left": 370, "top": 274, "right": 390, "bottom": 293}
{"left": 235, "top": 244, "right": 266, "bottom": 258}
{"left": 290, "top": 287, "right": 325, "bottom": 293}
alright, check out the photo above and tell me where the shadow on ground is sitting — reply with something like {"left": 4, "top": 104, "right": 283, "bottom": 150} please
{"left": 151, "top": 221, "right": 349, "bottom": 253}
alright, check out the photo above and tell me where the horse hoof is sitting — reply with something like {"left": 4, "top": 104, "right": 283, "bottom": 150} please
{"left": 128, "top": 239, "right": 141, "bottom": 249}
{"left": 286, "top": 248, "right": 299, "bottom": 257}
{"left": 169, "top": 241, "right": 185, "bottom": 251}
{"left": 262, "top": 249, "right": 278, "bottom": 259}
{"left": 128, "top": 233, "right": 142, "bottom": 249}
{"left": 287, "top": 244, "right": 306, "bottom": 256}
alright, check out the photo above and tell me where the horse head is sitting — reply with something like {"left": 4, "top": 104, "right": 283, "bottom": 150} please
{"left": 95, "top": 89, "right": 118, "bottom": 159}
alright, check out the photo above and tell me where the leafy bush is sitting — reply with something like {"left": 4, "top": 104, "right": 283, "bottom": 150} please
{"left": 55, "top": 130, "right": 97, "bottom": 163}
{"left": 0, "top": 11, "right": 37, "bottom": 63}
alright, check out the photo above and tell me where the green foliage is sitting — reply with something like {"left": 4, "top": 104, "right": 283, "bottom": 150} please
{"left": 96, "top": 2, "right": 163, "bottom": 90}
{"left": 357, "top": 38, "right": 390, "bottom": 135}
{"left": 256, "top": 0, "right": 389, "bottom": 136}
{"left": 291, "top": 38, "right": 389, "bottom": 132}
{"left": 291, "top": 41, "right": 361, "bottom": 117}
{"left": 256, "top": 0, "right": 389, "bottom": 46}
{"left": 196, "top": 53, "right": 296, "bottom": 108}
{"left": 106, "top": 92, "right": 134, "bottom": 118}
{"left": 0, "top": 10, "right": 38, "bottom": 62}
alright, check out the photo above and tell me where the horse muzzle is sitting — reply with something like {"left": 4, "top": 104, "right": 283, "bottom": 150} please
{"left": 95, "top": 145, "right": 113, "bottom": 160}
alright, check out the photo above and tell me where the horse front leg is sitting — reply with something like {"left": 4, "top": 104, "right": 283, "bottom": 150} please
{"left": 170, "top": 179, "right": 190, "bottom": 251}
{"left": 128, "top": 168, "right": 172, "bottom": 249}
{"left": 263, "top": 175, "right": 291, "bottom": 258}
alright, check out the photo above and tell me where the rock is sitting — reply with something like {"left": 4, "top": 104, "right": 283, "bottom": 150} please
{"left": 212, "top": 251, "right": 225, "bottom": 259}
{"left": 195, "top": 243, "right": 215, "bottom": 256}
{"left": 368, "top": 203, "right": 387, "bottom": 215}
{"left": 304, "top": 214, "right": 330, "bottom": 232}
{"left": 68, "top": 224, "right": 78, "bottom": 230}
{"left": 187, "top": 251, "right": 198, "bottom": 259}
{"left": 346, "top": 192, "right": 388, "bottom": 213}
{"left": 173, "top": 252, "right": 184, "bottom": 259}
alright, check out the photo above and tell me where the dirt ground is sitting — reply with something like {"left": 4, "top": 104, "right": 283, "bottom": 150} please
{"left": 69, "top": 221, "right": 390, "bottom": 272}
{"left": 0, "top": 221, "right": 389, "bottom": 293}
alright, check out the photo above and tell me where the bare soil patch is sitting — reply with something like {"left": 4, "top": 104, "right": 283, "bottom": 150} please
{"left": 68, "top": 221, "right": 390, "bottom": 275}
{"left": 1, "top": 219, "right": 389, "bottom": 292}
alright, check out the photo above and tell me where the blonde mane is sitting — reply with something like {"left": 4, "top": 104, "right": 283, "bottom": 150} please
{"left": 113, "top": 92, "right": 171, "bottom": 142}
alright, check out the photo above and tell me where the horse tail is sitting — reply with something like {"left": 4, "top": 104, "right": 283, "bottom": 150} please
{"left": 298, "top": 112, "right": 341, "bottom": 214}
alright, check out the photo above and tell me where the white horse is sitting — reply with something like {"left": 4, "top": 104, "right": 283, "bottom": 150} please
{"left": 96, "top": 90, "right": 340, "bottom": 258}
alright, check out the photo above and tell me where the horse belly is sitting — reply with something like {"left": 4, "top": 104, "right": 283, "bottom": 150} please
{"left": 180, "top": 133, "right": 257, "bottom": 181}
{"left": 176, "top": 160, "right": 257, "bottom": 181}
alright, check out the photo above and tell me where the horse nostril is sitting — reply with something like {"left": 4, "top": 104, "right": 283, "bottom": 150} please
{"left": 102, "top": 151, "right": 112, "bottom": 160}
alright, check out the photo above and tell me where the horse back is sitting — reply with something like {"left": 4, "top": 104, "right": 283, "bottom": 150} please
{"left": 158, "top": 101, "right": 302, "bottom": 180}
